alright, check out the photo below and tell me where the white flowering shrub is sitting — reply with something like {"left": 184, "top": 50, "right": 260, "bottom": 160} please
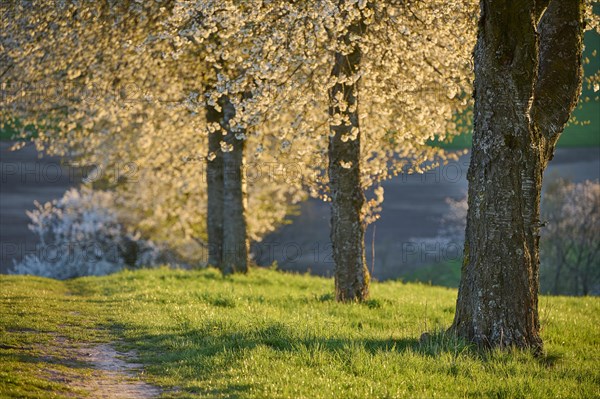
{"left": 407, "top": 196, "right": 468, "bottom": 250}
{"left": 541, "top": 179, "right": 600, "bottom": 295}
{"left": 428, "top": 179, "right": 600, "bottom": 295}
{"left": 12, "top": 187, "right": 163, "bottom": 279}
{"left": 438, "top": 197, "right": 469, "bottom": 245}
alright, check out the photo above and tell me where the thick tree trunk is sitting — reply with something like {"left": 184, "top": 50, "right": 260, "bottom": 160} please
{"left": 328, "top": 16, "right": 369, "bottom": 302}
{"left": 450, "top": 0, "right": 583, "bottom": 352}
{"left": 206, "top": 103, "right": 224, "bottom": 268}
{"left": 219, "top": 96, "right": 248, "bottom": 274}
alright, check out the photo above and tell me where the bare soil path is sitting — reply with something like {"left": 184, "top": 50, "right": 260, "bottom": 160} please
{"left": 38, "top": 335, "right": 160, "bottom": 398}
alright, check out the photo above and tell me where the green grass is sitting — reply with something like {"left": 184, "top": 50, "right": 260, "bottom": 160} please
{"left": 1, "top": 267, "right": 599, "bottom": 398}
{"left": 561, "top": 101, "right": 600, "bottom": 147}
{"left": 403, "top": 259, "right": 462, "bottom": 288}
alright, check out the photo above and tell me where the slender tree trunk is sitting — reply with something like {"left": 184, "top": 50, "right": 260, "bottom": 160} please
{"left": 328, "top": 15, "right": 369, "bottom": 302}
{"left": 451, "top": 0, "right": 583, "bottom": 352}
{"left": 552, "top": 256, "right": 563, "bottom": 295}
{"left": 206, "top": 102, "right": 224, "bottom": 268}
{"left": 219, "top": 96, "right": 248, "bottom": 274}
{"left": 582, "top": 279, "right": 588, "bottom": 296}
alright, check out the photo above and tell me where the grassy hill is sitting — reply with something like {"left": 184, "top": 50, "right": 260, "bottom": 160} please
{"left": 1, "top": 267, "right": 599, "bottom": 398}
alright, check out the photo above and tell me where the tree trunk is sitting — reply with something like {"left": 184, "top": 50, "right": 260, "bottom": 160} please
{"left": 552, "top": 256, "right": 563, "bottom": 295}
{"left": 451, "top": 0, "right": 583, "bottom": 352}
{"left": 219, "top": 96, "right": 248, "bottom": 274}
{"left": 328, "top": 15, "right": 369, "bottom": 302}
{"left": 206, "top": 102, "right": 224, "bottom": 268}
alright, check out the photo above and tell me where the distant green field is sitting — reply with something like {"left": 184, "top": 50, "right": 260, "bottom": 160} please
{"left": 0, "top": 118, "right": 36, "bottom": 141}
{"left": 561, "top": 101, "right": 600, "bottom": 147}
{"left": 403, "top": 259, "right": 462, "bottom": 288}
{"left": 1, "top": 267, "right": 599, "bottom": 398}
{"left": 433, "top": 27, "right": 600, "bottom": 150}
{"left": 432, "top": 101, "right": 600, "bottom": 149}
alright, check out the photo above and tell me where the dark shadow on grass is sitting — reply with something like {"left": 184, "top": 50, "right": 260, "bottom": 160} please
{"left": 0, "top": 351, "right": 91, "bottom": 369}
{"left": 105, "top": 321, "right": 478, "bottom": 397}
{"left": 535, "top": 351, "right": 564, "bottom": 368}
{"left": 184, "top": 384, "right": 252, "bottom": 399}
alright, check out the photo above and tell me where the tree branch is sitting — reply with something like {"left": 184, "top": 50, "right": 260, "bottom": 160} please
{"left": 531, "top": 0, "right": 584, "bottom": 160}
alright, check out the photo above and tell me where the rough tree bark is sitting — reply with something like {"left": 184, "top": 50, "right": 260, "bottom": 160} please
{"left": 328, "top": 15, "right": 370, "bottom": 302}
{"left": 451, "top": 0, "right": 584, "bottom": 351}
{"left": 206, "top": 102, "right": 224, "bottom": 268}
{"left": 219, "top": 96, "right": 248, "bottom": 274}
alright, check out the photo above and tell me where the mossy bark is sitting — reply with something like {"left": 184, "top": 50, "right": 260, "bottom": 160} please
{"left": 328, "top": 15, "right": 369, "bottom": 302}
{"left": 451, "top": 0, "right": 583, "bottom": 352}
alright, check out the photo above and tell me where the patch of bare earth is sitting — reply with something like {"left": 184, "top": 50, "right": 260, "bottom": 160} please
{"left": 40, "top": 336, "right": 161, "bottom": 398}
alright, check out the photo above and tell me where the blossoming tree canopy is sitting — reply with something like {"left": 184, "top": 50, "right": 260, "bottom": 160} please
{"left": 165, "top": 0, "right": 477, "bottom": 298}
{"left": 1, "top": 0, "right": 313, "bottom": 262}
{"left": 2, "top": 0, "right": 480, "bottom": 286}
{"left": 163, "top": 0, "right": 475, "bottom": 206}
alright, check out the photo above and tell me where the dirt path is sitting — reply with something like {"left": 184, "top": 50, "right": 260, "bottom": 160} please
{"left": 70, "top": 343, "right": 160, "bottom": 399}
{"left": 39, "top": 336, "right": 161, "bottom": 398}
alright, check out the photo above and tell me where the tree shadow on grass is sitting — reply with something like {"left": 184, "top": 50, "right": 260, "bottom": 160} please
{"left": 175, "top": 384, "right": 252, "bottom": 399}
{"left": 0, "top": 350, "right": 91, "bottom": 369}
{"left": 105, "top": 321, "right": 479, "bottom": 397}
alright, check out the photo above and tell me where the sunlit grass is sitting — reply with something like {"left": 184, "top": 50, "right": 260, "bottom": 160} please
{"left": 1, "top": 267, "right": 599, "bottom": 398}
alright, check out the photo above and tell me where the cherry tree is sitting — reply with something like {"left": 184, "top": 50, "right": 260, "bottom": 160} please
{"left": 4, "top": 0, "right": 478, "bottom": 299}
{"left": 204, "top": 0, "right": 477, "bottom": 300}
{"left": 1, "top": 0, "right": 309, "bottom": 267}
{"left": 450, "top": 0, "right": 598, "bottom": 351}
